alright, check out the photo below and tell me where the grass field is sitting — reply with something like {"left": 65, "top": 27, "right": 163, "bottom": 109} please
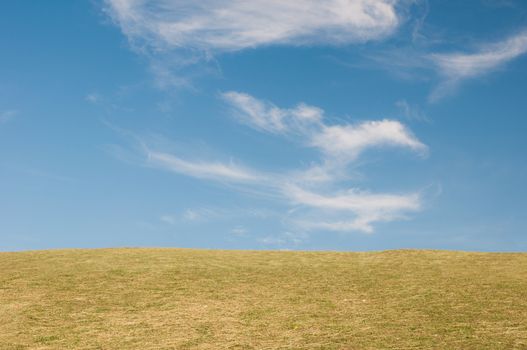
{"left": 1, "top": 248, "right": 526, "bottom": 349}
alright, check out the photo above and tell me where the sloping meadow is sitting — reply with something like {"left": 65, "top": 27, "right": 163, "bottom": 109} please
{"left": 1, "top": 248, "right": 526, "bottom": 349}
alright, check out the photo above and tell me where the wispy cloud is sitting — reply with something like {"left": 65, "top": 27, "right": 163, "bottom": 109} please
{"left": 224, "top": 91, "right": 427, "bottom": 162}
{"left": 0, "top": 110, "right": 18, "bottom": 124}
{"left": 146, "top": 150, "right": 263, "bottom": 183}
{"left": 222, "top": 91, "right": 323, "bottom": 135}
{"left": 115, "top": 92, "right": 428, "bottom": 234}
{"left": 105, "top": 0, "right": 401, "bottom": 51}
{"left": 396, "top": 99, "right": 429, "bottom": 122}
{"left": 353, "top": 27, "right": 527, "bottom": 101}
{"left": 104, "top": 0, "right": 405, "bottom": 86}
{"left": 285, "top": 185, "right": 420, "bottom": 212}
{"left": 285, "top": 185, "right": 421, "bottom": 233}
{"left": 160, "top": 207, "right": 280, "bottom": 227}
{"left": 312, "top": 120, "right": 427, "bottom": 161}
{"left": 145, "top": 150, "right": 422, "bottom": 233}
{"left": 160, "top": 208, "right": 221, "bottom": 225}
{"left": 431, "top": 30, "right": 527, "bottom": 80}
{"left": 430, "top": 29, "right": 527, "bottom": 100}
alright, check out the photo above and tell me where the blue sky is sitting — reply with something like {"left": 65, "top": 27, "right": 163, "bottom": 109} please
{"left": 1, "top": 0, "right": 527, "bottom": 252}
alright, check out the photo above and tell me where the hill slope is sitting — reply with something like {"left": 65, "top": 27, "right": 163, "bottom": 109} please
{"left": 1, "top": 248, "right": 526, "bottom": 349}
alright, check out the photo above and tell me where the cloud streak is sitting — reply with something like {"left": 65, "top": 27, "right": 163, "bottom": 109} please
{"left": 144, "top": 147, "right": 423, "bottom": 233}
{"left": 147, "top": 149, "right": 263, "bottom": 183}
{"left": 431, "top": 30, "right": 527, "bottom": 80}
{"left": 104, "top": 0, "right": 406, "bottom": 86}
{"left": 105, "top": 0, "right": 401, "bottom": 52}
{"left": 222, "top": 91, "right": 323, "bottom": 135}
{"left": 355, "top": 28, "right": 527, "bottom": 100}
{"left": 125, "top": 92, "right": 428, "bottom": 234}
{"left": 285, "top": 185, "right": 421, "bottom": 233}
{"left": 312, "top": 120, "right": 427, "bottom": 161}
{"left": 430, "top": 29, "right": 527, "bottom": 100}
{"left": 223, "top": 91, "right": 427, "bottom": 162}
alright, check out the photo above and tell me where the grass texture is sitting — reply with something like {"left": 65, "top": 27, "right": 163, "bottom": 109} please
{"left": 1, "top": 248, "right": 526, "bottom": 349}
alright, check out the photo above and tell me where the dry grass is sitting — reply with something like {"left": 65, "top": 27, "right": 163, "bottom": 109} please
{"left": 1, "top": 248, "right": 526, "bottom": 349}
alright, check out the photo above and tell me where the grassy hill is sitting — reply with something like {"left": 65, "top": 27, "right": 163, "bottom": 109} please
{"left": 1, "top": 249, "right": 526, "bottom": 349}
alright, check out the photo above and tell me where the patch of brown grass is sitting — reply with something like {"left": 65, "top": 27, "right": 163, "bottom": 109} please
{"left": 1, "top": 249, "right": 526, "bottom": 349}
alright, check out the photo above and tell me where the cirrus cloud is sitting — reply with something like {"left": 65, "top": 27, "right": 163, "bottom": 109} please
{"left": 222, "top": 91, "right": 427, "bottom": 162}
{"left": 104, "top": 0, "right": 406, "bottom": 86}
{"left": 284, "top": 185, "right": 421, "bottom": 233}
{"left": 147, "top": 149, "right": 263, "bottom": 183}
{"left": 119, "top": 91, "right": 428, "bottom": 234}
{"left": 105, "top": 0, "right": 402, "bottom": 52}
{"left": 429, "top": 29, "right": 527, "bottom": 100}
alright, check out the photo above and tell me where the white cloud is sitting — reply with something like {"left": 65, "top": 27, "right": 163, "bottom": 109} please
{"left": 289, "top": 163, "right": 346, "bottom": 185}
{"left": 430, "top": 29, "right": 527, "bottom": 100}
{"left": 140, "top": 140, "right": 425, "bottom": 233}
{"left": 146, "top": 149, "right": 262, "bottom": 183}
{"left": 104, "top": 0, "right": 405, "bottom": 86}
{"left": 0, "top": 110, "right": 18, "bottom": 124}
{"left": 285, "top": 185, "right": 421, "bottom": 233}
{"left": 353, "top": 29, "right": 527, "bottom": 100}
{"left": 160, "top": 208, "right": 223, "bottom": 225}
{"left": 312, "top": 120, "right": 427, "bottom": 161}
{"left": 285, "top": 184, "right": 420, "bottom": 233}
{"left": 431, "top": 30, "right": 527, "bottom": 80}
{"left": 395, "top": 99, "right": 429, "bottom": 122}
{"left": 285, "top": 185, "right": 420, "bottom": 212}
{"left": 221, "top": 91, "right": 323, "bottom": 134}
{"left": 105, "top": 0, "right": 401, "bottom": 53}
{"left": 117, "top": 92, "right": 428, "bottom": 234}
{"left": 223, "top": 91, "right": 427, "bottom": 161}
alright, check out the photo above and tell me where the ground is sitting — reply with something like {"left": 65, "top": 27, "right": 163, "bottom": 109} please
{"left": 1, "top": 248, "right": 526, "bottom": 349}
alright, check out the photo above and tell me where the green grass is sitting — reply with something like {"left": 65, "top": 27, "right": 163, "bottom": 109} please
{"left": 1, "top": 248, "right": 526, "bottom": 349}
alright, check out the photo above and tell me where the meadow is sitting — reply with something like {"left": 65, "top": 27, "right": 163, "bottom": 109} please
{"left": 1, "top": 248, "right": 526, "bottom": 349}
